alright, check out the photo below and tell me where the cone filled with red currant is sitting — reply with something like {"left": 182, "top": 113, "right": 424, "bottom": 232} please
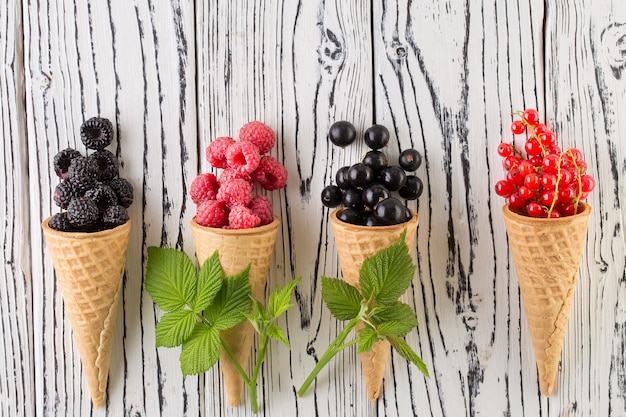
{"left": 496, "top": 109, "right": 594, "bottom": 396}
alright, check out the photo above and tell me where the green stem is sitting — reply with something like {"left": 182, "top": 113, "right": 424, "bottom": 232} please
{"left": 219, "top": 338, "right": 251, "bottom": 386}
{"left": 297, "top": 316, "right": 361, "bottom": 397}
{"left": 246, "top": 334, "right": 269, "bottom": 414}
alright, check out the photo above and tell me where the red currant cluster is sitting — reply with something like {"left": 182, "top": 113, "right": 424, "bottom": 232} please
{"left": 495, "top": 109, "right": 595, "bottom": 218}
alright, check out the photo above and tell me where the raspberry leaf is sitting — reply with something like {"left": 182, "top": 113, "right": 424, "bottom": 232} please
{"left": 145, "top": 247, "right": 197, "bottom": 312}
{"left": 266, "top": 324, "right": 290, "bottom": 348}
{"left": 203, "top": 265, "right": 252, "bottom": 331}
{"left": 370, "top": 302, "right": 418, "bottom": 337}
{"left": 321, "top": 276, "right": 363, "bottom": 320}
{"left": 155, "top": 310, "right": 197, "bottom": 348}
{"left": 180, "top": 324, "right": 221, "bottom": 376}
{"left": 193, "top": 251, "right": 224, "bottom": 313}
{"left": 268, "top": 277, "right": 301, "bottom": 318}
{"left": 387, "top": 334, "right": 429, "bottom": 377}
{"left": 357, "top": 325, "right": 378, "bottom": 353}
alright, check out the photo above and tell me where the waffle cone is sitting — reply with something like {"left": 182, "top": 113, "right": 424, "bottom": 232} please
{"left": 190, "top": 216, "right": 280, "bottom": 407}
{"left": 502, "top": 203, "right": 591, "bottom": 396}
{"left": 41, "top": 218, "right": 131, "bottom": 408}
{"left": 329, "top": 209, "right": 419, "bottom": 401}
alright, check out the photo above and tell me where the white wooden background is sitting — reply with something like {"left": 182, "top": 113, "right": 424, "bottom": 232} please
{"left": 1, "top": 0, "right": 625, "bottom": 416}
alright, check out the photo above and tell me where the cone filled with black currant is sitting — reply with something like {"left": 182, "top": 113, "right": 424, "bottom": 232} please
{"left": 329, "top": 208, "right": 419, "bottom": 401}
{"left": 502, "top": 202, "right": 591, "bottom": 396}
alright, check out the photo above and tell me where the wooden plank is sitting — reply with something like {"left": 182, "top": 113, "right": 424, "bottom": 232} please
{"left": 23, "top": 0, "right": 198, "bottom": 414}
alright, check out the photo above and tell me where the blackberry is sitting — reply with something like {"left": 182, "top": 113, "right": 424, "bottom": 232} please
{"left": 67, "top": 155, "right": 99, "bottom": 191}
{"left": 53, "top": 148, "right": 82, "bottom": 179}
{"left": 85, "top": 184, "right": 118, "bottom": 212}
{"left": 48, "top": 212, "right": 74, "bottom": 232}
{"left": 103, "top": 205, "right": 129, "bottom": 227}
{"left": 108, "top": 177, "right": 134, "bottom": 208}
{"left": 67, "top": 198, "right": 100, "bottom": 228}
{"left": 89, "top": 149, "right": 119, "bottom": 182}
{"left": 80, "top": 117, "right": 114, "bottom": 150}
{"left": 53, "top": 180, "right": 80, "bottom": 209}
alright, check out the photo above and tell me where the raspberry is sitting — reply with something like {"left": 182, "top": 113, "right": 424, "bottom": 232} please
{"left": 108, "top": 178, "right": 134, "bottom": 208}
{"left": 228, "top": 205, "right": 261, "bottom": 229}
{"left": 54, "top": 180, "right": 80, "bottom": 209}
{"left": 206, "top": 137, "right": 235, "bottom": 168}
{"left": 85, "top": 184, "right": 118, "bottom": 212}
{"left": 239, "top": 121, "right": 276, "bottom": 155}
{"left": 216, "top": 179, "right": 253, "bottom": 207}
{"left": 103, "top": 205, "right": 129, "bottom": 227}
{"left": 218, "top": 168, "right": 253, "bottom": 185}
{"left": 248, "top": 195, "right": 273, "bottom": 225}
{"left": 67, "top": 198, "right": 100, "bottom": 228}
{"left": 254, "top": 156, "right": 287, "bottom": 191}
{"left": 48, "top": 212, "right": 74, "bottom": 232}
{"left": 89, "top": 149, "right": 119, "bottom": 182}
{"left": 67, "top": 155, "right": 99, "bottom": 192}
{"left": 225, "top": 141, "right": 261, "bottom": 174}
{"left": 190, "top": 173, "right": 218, "bottom": 205}
{"left": 53, "top": 148, "right": 81, "bottom": 179}
{"left": 196, "top": 200, "right": 229, "bottom": 228}
{"left": 80, "top": 117, "right": 114, "bottom": 150}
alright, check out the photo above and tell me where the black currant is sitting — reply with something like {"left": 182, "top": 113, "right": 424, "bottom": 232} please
{"left": 373, "top": 197, "right": 406, "bottom": 225}
{"left": 328, "top": 121, "right": 357, "bottom": 148}
{"left": 363, "top": 213, "right": 382, "bottom": 226}
{"left": 379, "top": 166, "right": 407, "bottom": 191}
{"left": 399, "top": 149, "right": 422, "bottom": 171}
{"left": 321, "top": 185, "right": 343, "bottom": 208}
{"left": 362, "top": 184, "right": 390, "bottom": 209}
{"left": 347, "top": 163, "right": 375, "bottom": 188}
{"left": 342, "top": 187, "right": 364, "bottom": 210}
{"left": 364, "top": 125, "right": 390, "bottom": 150}
{"left": 337, "top": 208, "right": 363, "bottom": 225}
{"left": 335, "top": 166, "right": 352, "bottom": 190}
{"left": 362, "top": 150, "right": 388, "bottom": 172}
{"left": 398, "top": 176, "right": 423, "bottom": 200}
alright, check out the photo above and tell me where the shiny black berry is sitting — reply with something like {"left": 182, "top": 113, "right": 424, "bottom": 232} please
{"left": 362, "top": 184, "right": 390, "bottom": 209}
{"left": 108, "top": 178, "right": 134, "bottom": 208}
{"left": 90, "top": 149, "right": 119, "bottom": 182}
{"left": 363, "top": 213, "right": 382, "bottom": 226}
{"left": 342, "top": 187, "right": 364, "bottom": 210}
{"left": 399, "top": 149, "right": 422, "bottom": 171}
{"left": 67, "top": 198, "right": 100, "bottom": 228}
{"left": 373, "top": 197, "right": 406, "bottom": 225}
{"left": 347, "top": 163, "right": 375, "bottom": 188}
{"left": 85, "top": 184, "right": 118, "bottom": 212}
{"left": 67, "top": 155, "right": 99, "bottom": 192}
{"left": 335, "top": 166, "right": 352, "bottom": 190}
{"left": 336, "top": 208, "right": 362, "bottom": 225}
{"left": 362, "top": 150, "right": 388, "bottom": 172}
{"left": 53, "top": 180, "right": 79, "bottom": 209}
{"left": 328, "top": 121, "right": 357, "bottom": 148}
{"left": 398, "top": 176, "right": 424, "bottom": 200}
{"left": 364, "top": 125, "right": 389, "bottom": 150}
{"left": 48, "top": 212, "right": 74, "bottom": 232}
{"left": 321, "top": 185, "right": 343, "bottom": 208}
{"left": 80, "top": 117, "right": 114, "bottom": 150}
{"left": 379, "top": 166, "right": 407, "bottom": 191}
{"left": 53, "top": 148, "right": 82, "bottom": 179}
{"left": 103, "top": 205, "right": 129, "bottom": 227}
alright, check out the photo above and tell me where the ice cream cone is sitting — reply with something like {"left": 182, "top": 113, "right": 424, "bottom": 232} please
{"left": 41, "top": 218, "right": 132, "bottom": 408}
{"left": 502, "top": 203, "right": 591, "bottom": 396}
{"left": 329, "top": 208, "right": 419, "bottom": 401}
{"left": 190, "top": 216, "right": 280, "bottom": 406}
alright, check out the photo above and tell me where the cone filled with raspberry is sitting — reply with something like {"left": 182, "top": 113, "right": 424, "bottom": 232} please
{"left": 496, "top": 109, "right": 594, "bottom": 396}
{"left": 190, "top": 121, "right": 286, "bottom": 406}
{"left": 42, "top": 117, "right": 133, "bottom": 408}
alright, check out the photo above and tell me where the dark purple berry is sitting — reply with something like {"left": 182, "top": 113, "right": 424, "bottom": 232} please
{"left": 336, "top": 208, "right": 362, "bottom": 225}
{"left": 66, "top": 155, "right": 99, "bottom": 192}
{"left": 398, "top": 176, "right": 423, "bottom": 200}
{"left": 66, "top": 198, "right": 100, "bottom": 228}
{"left": 379, "top": 166, "right": 407, "bottom": 191}
{"left": 48, "top": 212, "right": 74, "bottom": 232}
{"left": 328, "top": 121, "right": 357, "bottom": 148}
{"left": 404, "top": 206, "right": 413, "bottom": 222}
{"left": 53, "top": 180, "right": 79, "bottom": 209}
{"left": 321, "top": 185, "right": 343, "bottom": 208}
{"left": 108, "top": 178, "right": 134, "bottom": 208}
{"left": 53, "top": 148, "right": 82, "bottom": 179}
{"left": 85, "top": 184, "right": 118, "bottom": 212}
{"left": 362, "top": 150, "right": 388, "bottom": 172}
{"left": 362, "top": 184, "right": 390, "bottom": 209}
{"left": 364, "top": 125, "right": 389, "bottom": 150}
{"left": 342, "top": 188, "right": 364, "bottom": 210}
{"left": 347, "top": 163, "right": 375, "bottom": 188}
{"left": 335, "top": 166, "right": 352, "bottom": 190}
{"left": 103, "top": 205, "right": 129, "bottom": 227}
{"left": 80, "top": 117, "right": 114, "bottom": 150}
{"left": 399, "top": 149, "right": 422, "bottom": 171}
{"left": 89, "top": 149, "right": 119, "bottom": 182}
{"left": 363, "top": 213, "right": 382, "bottom": 226}
{"left": 374, "top": 197, "right": 406, "bottom": 225}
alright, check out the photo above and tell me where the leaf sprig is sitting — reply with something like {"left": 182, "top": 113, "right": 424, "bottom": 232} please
{"left": 145, "top": 247, "right": 300, "bottom": 413}
{"left": 298, "top": 231, "right": 429, "bottom": 397}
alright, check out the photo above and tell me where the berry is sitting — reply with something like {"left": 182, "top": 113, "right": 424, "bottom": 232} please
{"left": 538, "top": 131, "right": 556, "bottom": 146}
{"left": 67, "top": 155, "right": 99, "bottom": 191}
{"left": 196, "top": 200, "right": 229, "bottom": 228}
{"left": 398, "top": 176, "right": 423, "bottom": 200}
{"left": 540, "top": 173, "right": 557, "bottom": 190}
{"left": 321, "top": 185, "right": 343, "bottom": 208}
{"left": 206, "top": 137, "right": 235, "bottom": 168}
{"left": 362, "top": 150, "right": 388, "bottom": 172}
{"left": 48, "top": 212, "right": 74, "bottom": 232}
{"left": 526, "top": 201, "right": 544, "bottom": 217}
{"left": 80, "top": 117, "right": 114, "bottom": 150}
{"left": 534, "top": 123, "right": 548, "bottom": 135}
{"left": 557, "top": 186, "right": 575, "bottom": 203}
{"left": 518, "top": 185, "right": 534, "bottom": 200}
{"left": 524, "top": 173, "right": 541, "bottom": 190}
{"left": 54, "top": 180, "right": 80, "bottom": 209}
{"left": 190, "top": 173, "right": 219, "bottom": 205}
{"left": 328, "top": 121, "right": 357, "bottom": 148}
{"left": 364, "top": 125, "right": 390, "bottom": 150}
{"left": 522, "top": 109, "right": 540, "bottom": 125}
{"left": 363, "top": 213, "right": 381, "bottom": 226}
{"left": 67, "top": 198, "right": 100, "bottom": 228}
{"left": 239, "top": 121, "right": 276, "bottom": 154}
{"left": 228, "top": 205, "right": 261, "bottom": 229}
{"left": 362, "top": 184, "right": 390, "bottom": 208}
{"left": 510, "top": 120, "right": 526, "bottom": 135}
{"left": 248, "top": 195, "right": 274, "bottom": 225}
{"left": 524, "top": 138, "right": 542, "bottom": 156}
{"left": 226, "top": 141, "right": 261, "bottom": 174}
{"left": 580, "top": 174, "right": 595, "bottom": 193}
{"left": 89, "top": 149, "right": 119, "bottom": 182}
{"left": 506, "top": 167, "right": 524, "bottom": 186}
{"left": 84, "top": 184, "right": 118, "bottom": 212}
{"left": 542, "top": 154, "right": 560, "bottom": 173}
{"left": 503, "top": 155, "right": 520, "bottom": 170}
{"left": 540, "top": 190, "right": 555, "bottom": 206}
{"left": 218, "top": 168, "right": 253, "bottom": 185}
{"left": 374, "top": 197, "right": 406, "bottom": 225}
{"left": 254, "top": 156, "right": 288, "bottom": 190}
{"left": 399, "top": 149, "right": 422, "bottom": 171}
{"left": 518, "top": 160, "right": 534, "bottom": 176}
{"left": 347, "top": 163, "right": 375, "bottom": 188}
{"left": 53, "top": 148, "right": 82, "bottom": 179}
{"left": 497, "top": 143, "right": 514, "bottom": 158}
{"left": 217, "top": 178, "right": 253, "bottom": 207}
{"left": 103, "top": 205, "right": 129, "bottom": 227}
{"left": 335, "top": 166, "right": 352, "bottom": 190}
{"left": 507, "top": 191, "right": 526, "bottom": 210}
{"left": 342, "top": 187, "right": 364, "bottom": 210}
{"left": 494, "top": 180, "right": 514, "bottom": 197}
{"left": 379, "top": 166, "right": 407, "bottom": 191}
{"left": 108, "top": 177, "right": 134, "bottom": 208}
{"left": 336, "top": 208, "right": 362, "bottom": 225}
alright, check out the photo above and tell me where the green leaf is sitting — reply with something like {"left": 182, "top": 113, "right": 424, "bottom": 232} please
{"left": 204, "top": 265, "right": 252, "bottom": 330}
{"left": 246, "top": 299, "right": 270, "bottom": 333}
{"left": 359, "top": 232, "right": 416, "bottom": 305}
{"left": 145, "top": 247, "right": 197, "bottom": 312}
{"left": 266, "top": 324, "right": 290, "bottom": 348}
{"left": 193, "top": 251, "right": 224, "bottom": 313}
{"left": 155, "top": 309, "right": 198, "bottom": 348}
{"left": 268, "top": 277, "right": 301, "bottom": 318}
{"left": 180, "top": 323, "right": 221, "bottom": 376}
{"left": 357, "top": 326, "right": 379, "bottom": 353}
{"left": 321, "top": 277, "right": 363, "bottom": 320}
{"left": 387, "top": 334, "right": 429, "bottom": 378}
{"left": 370, "top": 302, "right": 418, "bottom": 337}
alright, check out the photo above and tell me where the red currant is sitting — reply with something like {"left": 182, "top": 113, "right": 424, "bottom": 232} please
{"left": 526, "top": 201, "right": 544, "bottom": 217}
{"left": 542, "top": 154, "right": 560, "bottom": 173}
{"left": 534, "top": 123, "right": 548, "bottom": 135}
{"left": 506, "top": 167, "right": 525, "bottom": 186}
{"left": 522, "top": 109, "right": 540, "bottom": 125}
{"left": 540, "top": 173, "right": 558, "bottom": 190}
{"left": 538, "top": 131, "right": 556, "bottom": 146}
{"left": 495, "top": 180, "right": 515, "bottom": 197}
{"left": 558, "top": 202, "right": 576, "bottom": 216}
{"left": 559, "top": 168, "right": 574, "bottom": 185}
{"left": 518, "top": 185, "right": 535, "bottom": 200}
{"left": 508, "top": 191, "right": 527, "bottom": 209}
{"left": 497, "top": 142, "right": 514, "bottom": 157}
{"left": 525, "top": 138, "right": 542, "bottom": 156}
{"left": 548, "top": 209, "right": 561, "bottom": 218}
{"left": 518, "top": 160, "right": 534, "bottom": 176}
{"left": 580, "top": 174, "right": 595, "bottom": 193}
{"left": 524, "top": 172, "right": 541, "bottom": 190}
{"left": 529, "top": 155, "right": 543, "bottom": 167}
{"left": 545, "top": 145, "right": 561, "bottom": 155}
{"left": 503, "top": 155, "right": 520, "bottom": 170}
{"left": 567, "top": 148, "right": 584, "bottom": 164}
{"left": 510, "top": 120, "right": 526, "bottom": 135}
{"left": 558, "top": 186, "right": 575, "bottom": 203}
{"left": 540, "top": 190, "right": 555, "bottom": 206}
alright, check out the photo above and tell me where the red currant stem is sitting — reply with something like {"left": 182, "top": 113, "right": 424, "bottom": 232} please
{"left": 568, "top": 148, "right": 583, "bottom": 213}
{"left": 546, "top": 153, "right": 564, "bottom": 218}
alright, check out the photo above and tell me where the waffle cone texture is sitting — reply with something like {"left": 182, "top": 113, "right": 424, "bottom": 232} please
{"left": 41, "top": 218, "right": 131, "bottom": 408}
{"left": 329, "top": 208, "right": 419, "bottom": 401}
{"left": 190, "top": 216, "right": 280, "bottom": 407}
{"left": 502, "top": 203, "right": 591, "bottom": 396}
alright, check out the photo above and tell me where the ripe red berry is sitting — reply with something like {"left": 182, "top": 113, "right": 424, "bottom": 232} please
{"left": 506, "top": 167, "right": 525, "bottom": 186}
{"left": 497, "top": 142, "right": 514, "bottom": 157}
{"left": 548, "top": 209, "right": 561, "bottom": 218}
{"left": 525, "top": 138, "right": 542, "bottom": 156}
{"left": 538, "top": 131, "right": 556, "bottom": 146}
{"left": 503, "top": 155, "right": 520, "bottom": 170}
{"left": 526, "top": 201, "right": 544, "bottom": 217}
{"left": 542, "top": 154, "right": 560, "bottom": 173}
{"left": 524, "top": 172, "right": 541, "bottom": 190}
{"left": 508, "top": 191, "right": 526, "bottom": 209}
{"left": 559, "top": 169, "right": 574, "bottom": 185}
{"left": 558, "top": 186, "right": 575, "bottom": 203}
{"left": 545, "top": 145, "right": 561, "bottom": 155}
{"left": 510, "top": 120, "right": 526, "bottom": 135}
{"left": 559, "top": 202, "right": 576, "bottom": 216}
{"left": 522, "top": 109, "right": 540, "bottom": 125}
{"left": 518, "top": 185, "right": 534, "bottom": 200}
{"left": 540, "top": 190, "right": 555, "bottom": 206}
{"left": 534, "top": 123, "right": 548, "bottom": 135}
{"left": 540, "top": 173, "right": 557, "bottom": 190}
{"left": 495, "top": 180, "right": 514, "bottom": 197}
{"left": 580, "top": 174, "right": 595, "bottom": 193}
{"left": 518, "top": 160, "right": 534, "bottom": 176}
